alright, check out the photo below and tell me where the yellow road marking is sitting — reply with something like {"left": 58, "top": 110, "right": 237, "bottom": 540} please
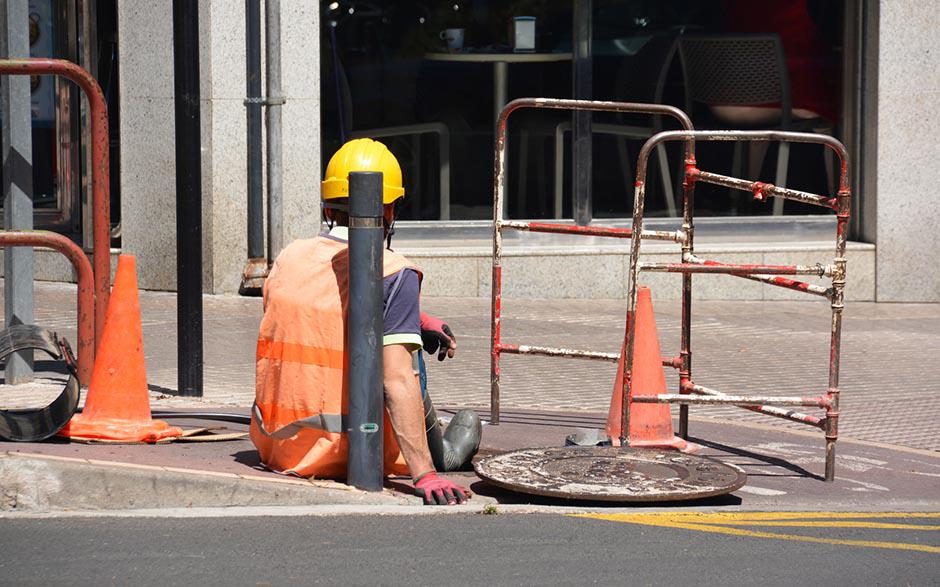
{"left": 573, "top": 512, "right": 940, "bottom": 554}
{"left": 704, "top": 521, "right": 940, "bottom": 531}
{"left": 630, "top": 512, "right": 940, "bottom": 521}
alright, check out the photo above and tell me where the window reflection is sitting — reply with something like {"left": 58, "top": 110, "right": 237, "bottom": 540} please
{"left": 321, "top": 0, "right": 843, "bottom": 221}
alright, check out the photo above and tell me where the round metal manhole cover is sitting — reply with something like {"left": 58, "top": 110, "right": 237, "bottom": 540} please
{"left": 474, "top": 446, "right": 747, "bottom": 502}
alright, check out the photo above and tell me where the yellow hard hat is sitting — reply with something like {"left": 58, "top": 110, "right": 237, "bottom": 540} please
{"left": 321, "top": 138, "right": 405, "bottom": 205}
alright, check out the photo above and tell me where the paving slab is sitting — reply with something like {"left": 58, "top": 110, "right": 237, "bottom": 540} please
{"left": 3, "top": 282, "right": 938, "bottom": 452}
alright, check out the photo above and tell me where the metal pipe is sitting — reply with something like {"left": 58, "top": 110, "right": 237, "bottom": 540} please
{"left": 622, "top": 185, "right": 645, "bottom": 445}
{"left": 0, "top": 4, "right": 35, "bottom": 384}
{"left": 684, "top": 382, "right": 824, "bottom": 427}
{"left": 0, "top": 59, "right": 112, "bottom": 348}
{"left": 173, "top": 0, "right": 204, "bottom": 397}
{"left": 501, "top": 220, "right": 685, "bottom": 243}
{"left": 691, "top": 169, "right": 836, "bottom": 209}
{"left": 636, "top": 130, "right": 849, "bottom": 193}
{"left": 245, "top": 0, "right": 263, "bottom": 262}
{"left": 0, "top": 231, "right": 94, "bottom": 386}
{"left": 826, "top": 188, "right": 851, "bottom": 482}
{"left": 571, "top": 0, "right": 593, "bottom": 225}
{"left": 640, "top": 262, "right": 828, "bottom": 276}
{"left": 499, "top": 344, "right": 619, "bottom": 362}
{"left": 498, "top": 343, "right": 679, "bottom": 368}
{"left": 686, "top": 254, "right": 831, "bottom": 298}
{"left": 632, "top": 393, "right": 830, "bottom": 408}
{"left": 678, "top": 159, "right": 696, "bottom": 438}
{"left": 265, "top": 0, "right": 284, "bottom": 262}
{"left": 346, "top": 171, "right": 385, "bottom": 491}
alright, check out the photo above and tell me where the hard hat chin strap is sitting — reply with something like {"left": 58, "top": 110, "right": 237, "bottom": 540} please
{"left": 385, "top": 212, "right": 397, "bottom": 250}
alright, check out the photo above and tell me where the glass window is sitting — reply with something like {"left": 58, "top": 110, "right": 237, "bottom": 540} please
{"left": 321, "top": 0, "right": 844, "bottom": 222}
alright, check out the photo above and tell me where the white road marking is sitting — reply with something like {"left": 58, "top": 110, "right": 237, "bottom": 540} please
{"left": 736, "top": 486, "right": 787, "bottom": 496}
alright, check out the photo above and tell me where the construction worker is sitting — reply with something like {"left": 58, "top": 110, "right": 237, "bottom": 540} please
{"left": 251, "top": 138, "right": 481, "bottom": 506}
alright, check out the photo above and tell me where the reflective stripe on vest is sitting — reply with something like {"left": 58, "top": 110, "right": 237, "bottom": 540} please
{"left": 252, "top": 402, "right": 346, "bottom": 437}
{"left": 256, "top": 339, "right": 345, "bottom": 370}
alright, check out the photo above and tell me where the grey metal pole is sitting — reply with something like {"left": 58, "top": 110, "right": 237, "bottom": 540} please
{"left": 1, "top": 1, "right": 35, "bottom": 383}
{"left": 173, "top": 0, "right": 204, "bottom": 397}
{"left": 265, "top": 0, "right": 284, "bottom": 262}
{"left": 240, "top": 0, "right": 265, "bottom": 292}
{"left": 346, "top": 171, "right": 384, "bottom": 491}
{"left": 572, "top": 0, "right": 593, "bottom": 225}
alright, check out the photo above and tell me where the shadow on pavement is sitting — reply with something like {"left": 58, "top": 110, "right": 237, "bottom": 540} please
{"left": 690, "top": 435, "right": 824, "bottom": 481}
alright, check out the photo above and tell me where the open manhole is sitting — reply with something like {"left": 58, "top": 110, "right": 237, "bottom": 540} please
{"left": 474, "top": 446, "right": 747, "bottom": 502}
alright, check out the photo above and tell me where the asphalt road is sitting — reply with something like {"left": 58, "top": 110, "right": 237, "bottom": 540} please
{"left": 1, "top": 513, "right": 936, "bottom": 586}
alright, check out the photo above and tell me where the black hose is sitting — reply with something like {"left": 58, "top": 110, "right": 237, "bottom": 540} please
{"left": 73, "top": 407, "right": 252, "bottom": 426}
{"left": 152, "top": 411, "right": 251, "bottom": 425}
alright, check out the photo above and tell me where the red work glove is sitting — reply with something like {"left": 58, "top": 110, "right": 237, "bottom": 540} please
{"left": 413, "top": 471, "right": 471, "bottom": 505}
{"left": 420, "top": 312, "right": 457, "bottom": 361}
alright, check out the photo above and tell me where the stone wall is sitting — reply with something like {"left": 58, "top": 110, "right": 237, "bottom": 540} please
{"left": 118, "top": 0, "right": 320, "bottom": 293}
{"left": 875, "top": 0, "right": 940, "bottom": 301}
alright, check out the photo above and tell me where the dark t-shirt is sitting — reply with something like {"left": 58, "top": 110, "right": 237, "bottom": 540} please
{"left": 383, "top": 268, "right": 422, "bottom": 350}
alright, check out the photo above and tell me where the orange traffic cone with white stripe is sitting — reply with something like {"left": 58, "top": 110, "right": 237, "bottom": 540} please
{"left": 605, "top": 286, "right": 698, "bottom": 452}
{"left": 59, "top": 255, "right": 182, "bottom": 443}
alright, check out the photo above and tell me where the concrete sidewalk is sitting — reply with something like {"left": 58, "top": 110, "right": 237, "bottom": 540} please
{"left": 1, "top": 281, "right": 938, "bottom": 514}
{"left": 5, "top": 281, "right": 939, "bottom": 451}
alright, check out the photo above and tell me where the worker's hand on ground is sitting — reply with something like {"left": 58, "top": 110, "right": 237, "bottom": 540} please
{"left": 413, "top": 471, "right": 471, "bottom": 505}
{"left": 420, "top": 312, "right": 457, "bottom": 361}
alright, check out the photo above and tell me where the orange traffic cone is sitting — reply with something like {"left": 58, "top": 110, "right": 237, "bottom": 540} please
{"left": 59, "top": 255, "right": 182, "bottom": 443}
{"left": 605, "top": 286, "right": 698, "bottom": 452}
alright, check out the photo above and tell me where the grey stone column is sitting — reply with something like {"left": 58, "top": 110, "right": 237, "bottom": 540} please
{"left": 118, "top": 0, "right": 320, "bottom": 294}
{"left": 1, "top": 0, "right": 35, "bottom": 382}
{"left": 875, "top": 0, "right": 940, "bottom": 301}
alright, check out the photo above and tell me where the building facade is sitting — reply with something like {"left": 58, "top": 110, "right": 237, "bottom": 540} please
{"left": 5, "top": 1, "right": 939, "bottom": 302}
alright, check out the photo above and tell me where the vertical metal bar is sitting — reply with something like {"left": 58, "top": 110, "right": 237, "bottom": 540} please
{"left": 264, "top": 0, "right": 284, "bottom": 262}
{"left": 493, "top": 62, "right": 508, "bottom": 127}
{"left": 571, "top": 0, "right": 592, "bottom": 225}
{"left": 347, "top": 171, "right": 385, "bottom": 491}
{"left": 678, "top": 159, "right": 696, "bottom": 439}
{"left": 245, "top": 0, "right": 263, "bottom": 261}
{"left": 173, "top": 0, "right": 204, "bottom": 397}
{"left": 621, "top": 178, "right": 645, "bottom": 445}
{"left": 490, "top": 107, "right": 510, "bottom": 425}
{"left": 493, "top": 61, "right": 508, "bottom": 220}
{"left": 825, "top": 182, "right": 850, "bottom": 482}
{"left": 0, "top": 2, "right": 34, "bottom": 383}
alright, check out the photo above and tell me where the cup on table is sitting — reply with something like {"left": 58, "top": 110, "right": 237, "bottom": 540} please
{"left": 440, "top": 28, "right": 465, "bottom": 52}
{"left": 513, "top": 16, "right": 536, "bottom": 53}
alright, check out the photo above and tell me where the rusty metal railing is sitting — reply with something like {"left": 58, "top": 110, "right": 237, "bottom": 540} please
{"left": 491, "top": 98, "right": 695, "bottom": 424}
{"left": 0, "top": 58, "right": 113, "bottom": 385}
{"left": 490, "top": 100, "right": 851, "bottom": 482}
{"left": 0, "top": 232, "right": 94, "bottom": 385}
{"left": 623, "top": 129, "right": 849, "bottom": 483}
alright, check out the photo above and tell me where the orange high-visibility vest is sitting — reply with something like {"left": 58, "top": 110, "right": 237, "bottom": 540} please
{"left": 250, "top": 235, "right": 420, "bottom": 478}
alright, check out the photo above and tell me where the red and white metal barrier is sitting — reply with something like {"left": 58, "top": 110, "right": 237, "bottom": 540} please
{"left": 490, "top": 98, "right": 695, "bottom": 427}
{"left": 490, "top": 100, "right": 851, "bottom": 482}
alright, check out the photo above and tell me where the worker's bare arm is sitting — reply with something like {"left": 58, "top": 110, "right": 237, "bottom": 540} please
{"left": 383, "top": 344, "right": 434, "bottom": 478}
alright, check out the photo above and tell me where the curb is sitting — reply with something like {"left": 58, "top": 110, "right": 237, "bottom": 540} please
{"left": 3, "top": 500, "right": 939, "bottom": 520}
{"left": 0, "top": 452, "right": 413, "bottom": 512}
